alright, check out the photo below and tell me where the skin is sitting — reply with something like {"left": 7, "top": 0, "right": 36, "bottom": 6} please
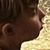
{"left": 0, "top": 2, "right": 45, "bottom": 50}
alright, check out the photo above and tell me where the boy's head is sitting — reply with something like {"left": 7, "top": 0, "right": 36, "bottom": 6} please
{"left": 0, "top": 0, "right": 45, "bottom": 50}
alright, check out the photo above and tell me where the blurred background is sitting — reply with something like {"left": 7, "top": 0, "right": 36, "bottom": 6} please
{"left": 21, "top": 0, "right": 50, "bottom": 50}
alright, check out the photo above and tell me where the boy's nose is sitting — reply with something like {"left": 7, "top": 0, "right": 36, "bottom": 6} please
{"left": 37, "top": 7, "right": 45, "bottom": 18}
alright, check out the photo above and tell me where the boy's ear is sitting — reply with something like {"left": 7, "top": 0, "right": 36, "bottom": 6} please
{"left": 2, "top": 23, "right": 15, "bottom": 36}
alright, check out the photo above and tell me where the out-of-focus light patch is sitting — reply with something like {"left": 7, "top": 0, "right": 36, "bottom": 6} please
{"left": 46, "top": 8, "right": 50, "bottom": 13}
{"left": 42, "top": 15, "right": 50, "bottom": 24}
{"left": 38, "top": 0, "right": 50, "bottom": 15}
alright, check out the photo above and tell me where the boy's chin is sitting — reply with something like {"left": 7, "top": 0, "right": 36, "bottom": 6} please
{"left": 23, "top": 33, "right": 40, "bottom": 42}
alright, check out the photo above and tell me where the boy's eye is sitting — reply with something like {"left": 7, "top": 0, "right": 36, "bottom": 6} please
{"left": 33, "top": 7, "right": 37, "bottom": 15}
{"left": 33, "top": 9, "right": 36, "bottom": 13}
{"left": 31, "top": 9, "right": 37, "bottom": 16}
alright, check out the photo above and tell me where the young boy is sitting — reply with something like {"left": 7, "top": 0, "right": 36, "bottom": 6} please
{"left": 0, "top": 0, "right": 45, "bottom": 50}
